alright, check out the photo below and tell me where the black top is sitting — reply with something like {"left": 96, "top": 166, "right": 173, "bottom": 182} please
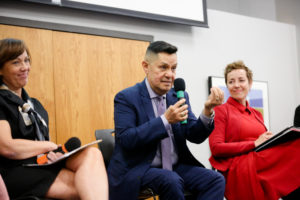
{"left": 0, "top": 89, "right": 60, "bottom": 198}
{"left": 0, "top": 89, "right": 49, "bottom": 172}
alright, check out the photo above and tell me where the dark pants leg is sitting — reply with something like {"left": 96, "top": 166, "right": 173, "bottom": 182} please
{"left": 174, "top": 164, "right": 225, "bottom": 200}
{"left": 141, "top": 165, "right": 225, "bottom": 200}
{"left": 141, "top": 167, "right": 185, "bottom": 200}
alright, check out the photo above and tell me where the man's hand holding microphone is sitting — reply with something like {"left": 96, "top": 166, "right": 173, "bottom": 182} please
{"left": 164, "top": 78, "right": 224, "bottom": 124}
{"left": 165, "top": 99, "right": 189, "bottom": 124}
{"left": 164, "top": 78, "right": 189, "bottom": 124}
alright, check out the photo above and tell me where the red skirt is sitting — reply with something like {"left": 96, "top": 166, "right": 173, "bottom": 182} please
{"left": 223, "top": 138, "right": 300, "bottom": 200}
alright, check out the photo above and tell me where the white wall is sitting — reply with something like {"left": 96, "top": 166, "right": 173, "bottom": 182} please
{"left": 207, "top": 0, "right": 277, "bottom": 20}
{"left": 0, "top": 1, "right": 299, "bottom": 168}
{"left": 184, "top": 10, "right": 299, "bottom": 168}
{"left": 276, "top": 0, "right": 300, "bottom": 103}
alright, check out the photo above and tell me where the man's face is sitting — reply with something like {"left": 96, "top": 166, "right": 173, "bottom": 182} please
{"left": 142, "top": 52, "right": 177, "bottom": 96}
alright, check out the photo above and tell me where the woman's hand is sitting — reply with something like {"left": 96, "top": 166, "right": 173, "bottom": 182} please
{"left": 254, "top": 131, "right": 273, "bottom": 147}
{"left": 46, "top": 151, "right": 64, "bottom": 164}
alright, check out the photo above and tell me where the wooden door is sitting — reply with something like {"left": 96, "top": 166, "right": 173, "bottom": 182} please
{"left": 52, "top": 31, "right": 148, "bottom": 144}
{"left": 0, "top": 24, "right": 56, "bottom": 141}
{"left": 0, "top": 24, "right": 149, "bottom": 144}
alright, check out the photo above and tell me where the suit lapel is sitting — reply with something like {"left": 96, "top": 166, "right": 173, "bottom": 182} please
{"left": 166, "top": 89, "right": 177, "bottom": 107}
{"left": 139, "top": 81, "right": 177, "bottom": 121}
{"left": 139, "top": 80, "right": 155, "bottom": 120}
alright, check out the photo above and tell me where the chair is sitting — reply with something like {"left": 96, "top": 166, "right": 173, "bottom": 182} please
{"left": 95, "top": 129, "right": 115, "bottom": 167}
{"left": 95, "top": 129, "right": 157, "bottom": 200}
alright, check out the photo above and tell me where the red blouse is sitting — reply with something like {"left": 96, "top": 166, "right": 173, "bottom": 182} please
{"left": 209, "top": 97, "right": 300, "bottom": 200}
{"left": 209, "top": 97, "right": 266, "bottom": 171}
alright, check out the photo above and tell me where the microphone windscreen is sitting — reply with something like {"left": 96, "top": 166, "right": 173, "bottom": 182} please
{"left": 174, "top": 78, "right": 185, "bottom": 92}
{"left": 64, "top": 137, "right": 81, "bottom": 152}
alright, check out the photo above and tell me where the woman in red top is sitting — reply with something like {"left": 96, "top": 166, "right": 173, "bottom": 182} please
{"left": 209, "top": 61, "right": 300, "bottom": 200}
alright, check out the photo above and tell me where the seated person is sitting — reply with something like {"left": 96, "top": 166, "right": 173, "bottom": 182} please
{"left": 108, "top": 41, "right": 225, "bottom": 200}
{"left": 209, "top": 61, "right": 300, "bottom": 200}
{"left": 0, "top": 38, "right": 108, "bottom": 200}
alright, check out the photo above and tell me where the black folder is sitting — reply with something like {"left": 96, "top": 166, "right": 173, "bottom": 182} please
{"left": 254, "top": 126, "right": 300, "bottom": 152}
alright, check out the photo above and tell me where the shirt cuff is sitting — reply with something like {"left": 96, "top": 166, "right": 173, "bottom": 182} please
{"left": 200, "top": 110, "right": 215, "bottom": 128}
{"left": 160, "top": 115, "right": 172, "bottom": 131}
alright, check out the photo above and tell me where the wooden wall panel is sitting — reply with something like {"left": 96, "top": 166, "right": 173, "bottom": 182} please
{"left": 52, "top": 31, "right": 148, "bottom": 145}
{"left": 1, "top": 24, "right": 149, "bottom": 145}
{"left": 0, "top": 25, "right": 56, "bottom": 141}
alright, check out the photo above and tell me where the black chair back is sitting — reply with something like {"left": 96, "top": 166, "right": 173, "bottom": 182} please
{"left": 95, "top": 129, "right": 115, "bottom": 167}
{"left": 294, "top": 105, "right": 300, "bottom": 127}
{"left": 94, "top": 129, "right": 158, "bottom": 200}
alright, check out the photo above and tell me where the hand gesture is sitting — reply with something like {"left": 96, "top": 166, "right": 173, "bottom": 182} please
{"left": 164, "top": 99, "right": 188, "bottom": 124}
{"left": 254, "top": 131, "right": 273, "bottom": 147}
{"left": 203, "top": 87, "right": 224, "bottom": 117}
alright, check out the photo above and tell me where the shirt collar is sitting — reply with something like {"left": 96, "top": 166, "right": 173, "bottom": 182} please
{"left": 145, "top": 78, "right": 166, "bottom": 99}
{"left": 0, "top": 84, "right": 30, "bottom": 102}
{"left": 227, "top": 96, "right": 252, "bottom": 114}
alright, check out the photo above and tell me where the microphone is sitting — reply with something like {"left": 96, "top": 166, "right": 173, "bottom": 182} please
{"left": 294, "top": 105, "right": 300, "bottom": 127}
{"left": 174, "top": 78, "right": 187, "bottom": 124}
{"left": 37, "top": 137, "right": 81, "bottom": 164}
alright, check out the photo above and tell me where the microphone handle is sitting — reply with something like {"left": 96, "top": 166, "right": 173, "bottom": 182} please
{"left": 177, "top": 92, "right": 187, "bottom": 124}
{"left": 181, "top": 117, "right": 187, "bottom": 124}
{"left": 53, "top": 146, "right": 65, "bottom": 153}
{"left": 36, "top": 146, "right": 66, "bottom": 164}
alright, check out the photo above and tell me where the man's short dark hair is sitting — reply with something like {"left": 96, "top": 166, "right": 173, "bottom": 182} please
{"left": 146, "top": 41, "right": 177, "bottom": 54}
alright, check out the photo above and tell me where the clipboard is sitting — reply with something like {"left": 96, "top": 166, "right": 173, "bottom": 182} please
{"left": 23, "top": 139, "right": 102, "bottom": 167}
{"left": 254, "top": 126, "right": 300, "bottom": 152}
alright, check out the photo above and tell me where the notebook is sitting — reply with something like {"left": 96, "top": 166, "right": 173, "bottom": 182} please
{"left": 23, "top": 139, "right": 102, "bottom": 167}
{"left": 254, "top": 127, "right": 300, "bottom": 152}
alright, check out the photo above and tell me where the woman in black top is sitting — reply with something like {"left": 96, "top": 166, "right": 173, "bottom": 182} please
{"left": 0, "top": 38, "right": 108, "bottom": 199}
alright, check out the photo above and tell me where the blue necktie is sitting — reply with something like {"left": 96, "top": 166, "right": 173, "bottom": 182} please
{"left": 156, "top": 96, "right": 172, "bottom": 170}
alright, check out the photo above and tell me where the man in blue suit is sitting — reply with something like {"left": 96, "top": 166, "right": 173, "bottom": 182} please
{"left": 108, "top": 41, "right": 225, "bottom": 200}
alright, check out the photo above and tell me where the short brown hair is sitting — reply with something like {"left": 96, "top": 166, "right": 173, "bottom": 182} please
{"left": 0, "top": 38, "right": 31, "bottom": 70}
{"left": 224, "top": 61, "right": 253, "bottom": 84}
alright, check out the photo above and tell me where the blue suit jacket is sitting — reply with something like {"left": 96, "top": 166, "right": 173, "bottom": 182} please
{"left": 108, "top": 80, "right": 213, "bottom": 200}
